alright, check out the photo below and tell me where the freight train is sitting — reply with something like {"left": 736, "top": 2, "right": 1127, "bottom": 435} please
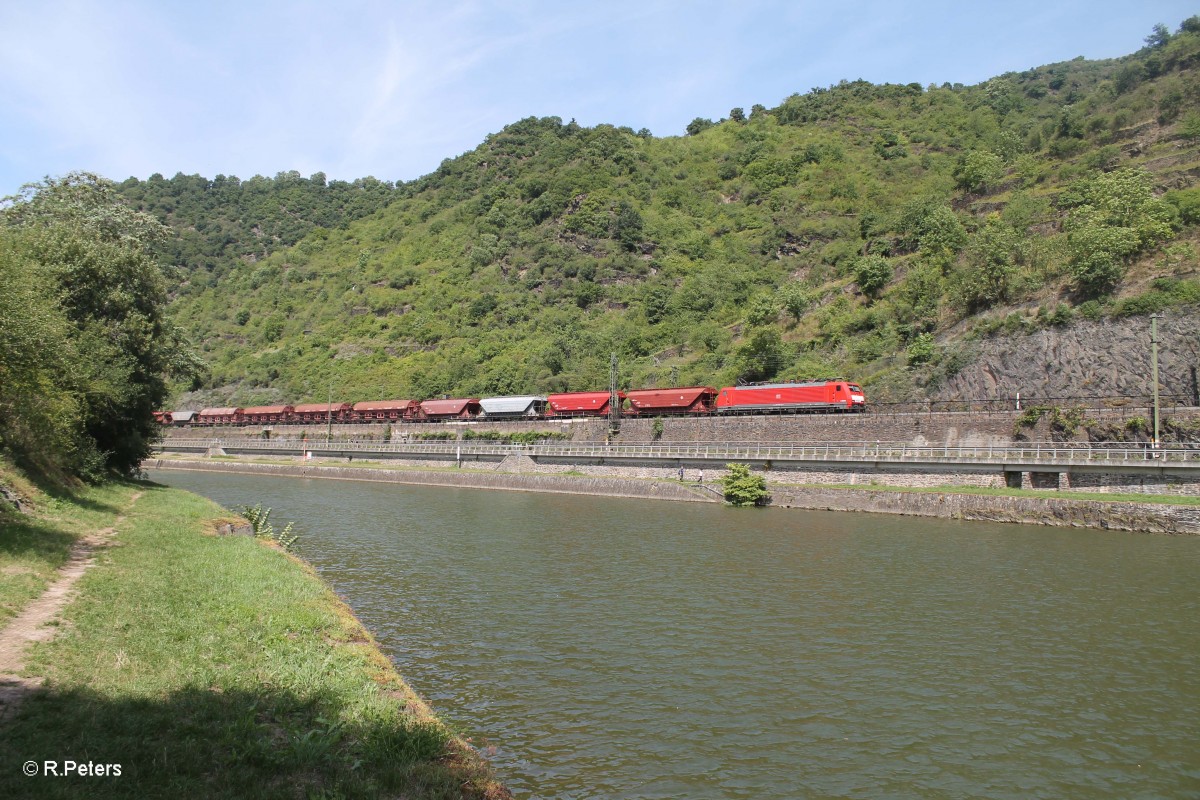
{"left": 157, "top": 380, "right": 866, "bottom": 426}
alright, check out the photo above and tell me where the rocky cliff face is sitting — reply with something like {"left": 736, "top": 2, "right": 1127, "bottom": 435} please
{"left": 936, "top": 307, "right": 1200, "bottom": 405}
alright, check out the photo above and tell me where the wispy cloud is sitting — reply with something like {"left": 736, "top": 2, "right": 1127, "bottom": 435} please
{"left": 0, "top": 0, "right": 1195, "bottom": 194}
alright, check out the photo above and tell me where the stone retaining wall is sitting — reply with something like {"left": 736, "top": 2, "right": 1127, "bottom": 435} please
{"left": 148, "top": 458, "right": 1200, "bottom": 534}
{"left": 768, "top": 486, "right": 1200, "bottom": 535}
{"left": 147, "top": 459, "right": 715, "bottom": 504}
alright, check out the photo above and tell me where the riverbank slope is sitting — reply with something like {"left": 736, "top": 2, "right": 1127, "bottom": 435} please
{"left": 0, "top": 465, "right": 508, "bottom": 798}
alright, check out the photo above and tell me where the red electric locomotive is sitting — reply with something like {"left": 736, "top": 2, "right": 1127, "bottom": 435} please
{"left": 715, "top": 381, "right": 865, "bottom": 414}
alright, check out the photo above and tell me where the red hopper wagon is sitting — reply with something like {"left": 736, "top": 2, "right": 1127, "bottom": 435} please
{"left": 624, "top": 387, "right": 717, "bottom": 416}
{"left": 545, "top": 391, "right": 625, "bottom": 418}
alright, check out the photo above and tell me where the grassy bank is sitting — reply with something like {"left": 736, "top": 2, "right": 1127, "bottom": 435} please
{"left": 0, "top": 462, "right": 136, "bottom": 627}
{"left": 0, "top": 473, "right": 504, "bottom": 798}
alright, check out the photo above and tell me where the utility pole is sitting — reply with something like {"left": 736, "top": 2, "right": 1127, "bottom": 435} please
{"left": 1151, "top": 314, "right": 1162, "bottom": 448}
{"left": 609, "top": 352, "right": 621, "bottom": 436}
{"left": 326, "top": 381, "right": 333, "bottom": 444}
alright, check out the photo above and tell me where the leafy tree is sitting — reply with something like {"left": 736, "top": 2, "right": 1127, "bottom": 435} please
{"left": 2, "top": 173, "right": 202, "bottom": 477}
{"left": 733, "top": 327, "right": 785, "bottom": 382}
{"left": 720, "top": 463, "right": 769, "bottom": 506}
{"left": 916, "top": 206, "right": 967, "bottom": 270}
{"left": 729, "top": 107, "right": 746, "bottom": 123}
{"left": 1064, "top": 210, "right": 1141, "bottom": 295}
{"left": 0, "top": 233, "right": 82, "bottom": 476}
{"left": 956, "top": 217, "right": 1027, "bottom": 310}
{"left": 1145, "top": 23, "right": 1171, "bottom": 49}
{"left": 744, "top": 294, "right": 779, "bottom": 327}
{"left": 1165, "top": 186, "right": 1200, "bottom": 225}
{"left": 905, "top": 332, "right": 937, "bottom": 366}
{"left": 954, "top": 150, "right": 1005, "bottom": 192}
{"left": 779, "top": 283, "right": 811, "bottom": 322}
{"left": 612, "top": 202, "right": 644, "bottom": 251}
{"left": 896, "top": 263, "right": 943, "bottom": 333}
{"left": 873, "top": 130, "right": 907, "bottom": 159}
{"left": 1063, "top": 168, "right": 1176, "bottom": 294}
{"left": 854, "top": 254, "right": 893, "bottom": 299}
{"left": 686, "top": 117, "right": 715, "bottom": 136}
{"left": 1180, "top": 111, "right": 1200, "bottom": 140}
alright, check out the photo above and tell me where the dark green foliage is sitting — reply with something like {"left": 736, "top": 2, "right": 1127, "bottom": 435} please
{"left": 1063, "top": 168, "right": 1177, "bottom": 295}
{"left": 720, "top": 463, "right": 769, "bottom": 506}
{"left": 854, "top": 255, "right": 893, "bottom": 298}
{"left": 956, "top": 218, "right": 1028, "bottom": 311}
{"left": 905, "top": 332, "right": 937, "bottom": 366}
{"left": 954, "top": 150, "right": 1005, "bottom": 192}
{"left": 1, "top": 174, "right": 202, "bottom": 478}
{"left": 734, "top": 328, "right": 786, "bottom": 382}
{"left": 1165, "top": 187, "right": 1200, "bottom": 224}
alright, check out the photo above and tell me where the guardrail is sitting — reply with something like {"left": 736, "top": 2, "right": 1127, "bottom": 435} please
{"left": 156, "top": 438, "right": 1200, "bottom": 467}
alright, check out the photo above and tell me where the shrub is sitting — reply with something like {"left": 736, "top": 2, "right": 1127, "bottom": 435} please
{"left": 720, "top": 463, "right": 769, "bottom": 507}
{"left": 854, "top": 255, "right": 893, "bottom": 299}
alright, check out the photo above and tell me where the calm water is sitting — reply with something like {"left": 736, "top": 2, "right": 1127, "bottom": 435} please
{"left": 149, "top": 470, "right": 1200, "bottom": 799}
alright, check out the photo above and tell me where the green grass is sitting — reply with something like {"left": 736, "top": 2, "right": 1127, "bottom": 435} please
{"left": 0, "top": 482, "right": 503, "bottom": 799}
{"left": 788, "top": 481, "right": 1200, "bottom": 506}
{"left": 0, "top": 465, "right": 135, "bottom": 625}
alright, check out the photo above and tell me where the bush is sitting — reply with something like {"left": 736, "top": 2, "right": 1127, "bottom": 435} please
{"left": 854, "top": 255, "right": 893, "bottom": 299}
{"left": 720, "top": 463, "right": 769, "bottom": 507}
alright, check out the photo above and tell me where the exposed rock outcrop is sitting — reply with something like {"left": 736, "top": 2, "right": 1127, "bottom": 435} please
{"left": 937, "top": 308, "right": 1200, "bottom": 404}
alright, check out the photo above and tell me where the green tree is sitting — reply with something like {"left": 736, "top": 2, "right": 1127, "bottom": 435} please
{"left": 744, "top": 294, "right": 779, "bottom": 327}
{"left": 954, "top": 150, "right": 1005, "bottom": 192}
{"left": 1064, "top": 210, "right": 1141, "bottom": 295}
{"left": 1063, "top": 168, "right": 1176, "bottom": 294}
{"left": 686, "top": 117, "right": 715, "bottom": 136}
{"left": 734, "top": 327, "right": 785, "bottom": 382}
{"left": 720, "top": 463, "right": 769, "bottom": 506}
{"left": 779, "top": 282, "right": 812, "bottom": 322}
{"left": 2, "top": 173, "right": 203, "bottom": 477}
{"left": 854, "top": 254, "right": 893, "bottom": 299}
{"left": 905, "top": 332, "right": 937, "bottom": 366}
{"left": 1145, "top": 23, "right": 1171, "bottom": 49}
{"left": 0, "top": 233, "right": 82, "bottom": 476}
{"left": 916, "top": 206, "right": 967, "bottom": 270}
{"left": 897, "top": 262, "right": 943, "bottom": 333}
{"left": 612, "top": 202, "right": 644, "bottom": 251}
{"left": 957, "top": 217, "right": 1028, "bottom": 310}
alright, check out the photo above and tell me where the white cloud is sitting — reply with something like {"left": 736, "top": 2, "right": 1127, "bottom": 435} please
{"left": 1, "top": 0, "right": 1196, "bottom": 193}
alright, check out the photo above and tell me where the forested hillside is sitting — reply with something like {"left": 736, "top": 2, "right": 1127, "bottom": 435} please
{"left": 120, "top": 18, "right": 1200, "bottom": 408}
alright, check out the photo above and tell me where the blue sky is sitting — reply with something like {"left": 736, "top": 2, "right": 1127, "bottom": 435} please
{"left": 0, "top": 1, "right": 1196, "bottom": 195}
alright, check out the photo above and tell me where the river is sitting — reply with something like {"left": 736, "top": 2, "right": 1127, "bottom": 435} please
{"left": 148, "top": 469, "right": 1200, "bottom": 799}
